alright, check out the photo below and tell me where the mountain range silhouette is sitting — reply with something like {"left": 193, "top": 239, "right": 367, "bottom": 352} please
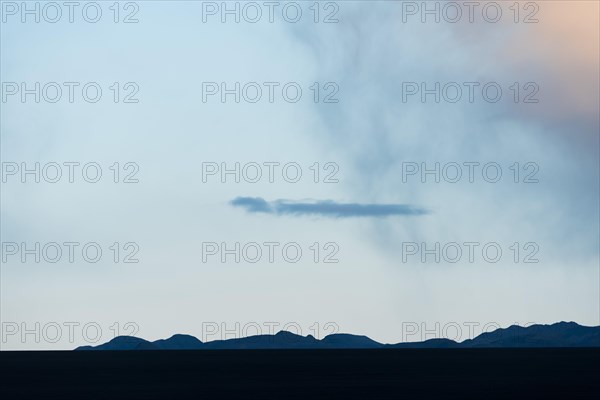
{"left": 76, "top": 322, "right": 600, "bottom": 350}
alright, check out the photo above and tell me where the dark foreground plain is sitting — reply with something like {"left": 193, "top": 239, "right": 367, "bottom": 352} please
{"left": 1, "top": 348, "right": 599, "bottom": 399}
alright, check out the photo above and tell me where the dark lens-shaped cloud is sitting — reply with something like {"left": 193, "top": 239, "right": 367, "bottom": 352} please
{"left": 230, "top": 197, "right": 429, "bottom": 218}
{"left": 230, "top": 197, "right": 273, "bottom": 213}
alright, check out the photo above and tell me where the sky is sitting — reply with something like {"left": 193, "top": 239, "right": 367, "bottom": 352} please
{"left": 0, "top": 0, "right": 599, "bottom": 349}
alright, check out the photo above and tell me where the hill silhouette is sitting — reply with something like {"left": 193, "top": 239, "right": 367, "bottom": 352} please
{"left": 76, "top": 321, "right": 600, "bottom": 350}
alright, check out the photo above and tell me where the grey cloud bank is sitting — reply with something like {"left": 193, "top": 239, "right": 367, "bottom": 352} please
{"left": 230, "top": 197, "right": 429, "bottom": 218}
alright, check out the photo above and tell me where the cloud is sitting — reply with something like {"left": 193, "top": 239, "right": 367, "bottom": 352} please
{"left": 230, "top": 197, "right": 429, "bottom": 218}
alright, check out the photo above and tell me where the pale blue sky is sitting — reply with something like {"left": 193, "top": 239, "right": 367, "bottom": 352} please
{"left": 1, "top": 1, "right": 598, "bottom": 349}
